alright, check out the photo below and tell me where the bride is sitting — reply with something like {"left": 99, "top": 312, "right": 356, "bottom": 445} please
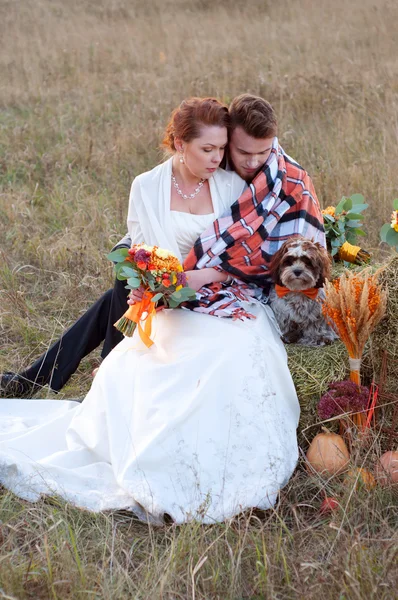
{"left": 0, "top": 97, "right": 304, "bottom": 524}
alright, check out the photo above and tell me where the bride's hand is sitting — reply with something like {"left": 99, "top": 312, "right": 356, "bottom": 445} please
{"left": 185, "top": 270, "right": 208, "bottom": 292}
{"left": 185, "top": 268, "right": 228, "bottom": 292}
{"left": 127, "top": 287, "right": 145, "bottom": 305}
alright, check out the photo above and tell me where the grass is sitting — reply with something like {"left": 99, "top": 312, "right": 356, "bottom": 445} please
{"left": 0, "top": 0, "right": 398, "bottom": 597}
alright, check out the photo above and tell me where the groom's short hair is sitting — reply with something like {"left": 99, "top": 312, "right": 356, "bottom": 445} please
{"left": 229, "top": 94, "right": 277, "bottom": 139}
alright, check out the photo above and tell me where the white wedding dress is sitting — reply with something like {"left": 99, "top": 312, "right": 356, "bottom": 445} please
{"left": 0, "top": 162, "right": 300, "bottom": 524}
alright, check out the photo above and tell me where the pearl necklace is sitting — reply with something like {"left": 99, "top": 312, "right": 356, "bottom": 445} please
{"left": 171, "top": 173, "right": 205, "bottom": 200}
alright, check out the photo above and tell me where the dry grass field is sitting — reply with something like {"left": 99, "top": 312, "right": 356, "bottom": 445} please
{"left": 0, "top": 0, "right": 397, "bottom": 598}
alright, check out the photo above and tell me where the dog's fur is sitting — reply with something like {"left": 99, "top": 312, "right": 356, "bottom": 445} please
{"left": 268, "top": 236, "right": 338, "bottom": 346}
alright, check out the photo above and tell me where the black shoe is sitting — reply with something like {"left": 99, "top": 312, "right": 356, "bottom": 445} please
{"left": 0, "top": 372, "right": 37, "bottom": 398}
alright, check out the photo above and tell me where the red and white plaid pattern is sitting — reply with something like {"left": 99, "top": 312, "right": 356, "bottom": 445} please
{"left": 183, "top": 138, "right": 325, "bottom": 319}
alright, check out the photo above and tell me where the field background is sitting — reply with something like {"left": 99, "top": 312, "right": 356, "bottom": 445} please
{"left": 0, "top": 0, "right": 397, "bottom": 598}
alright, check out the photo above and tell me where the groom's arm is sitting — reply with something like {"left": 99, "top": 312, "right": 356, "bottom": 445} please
{"left": 111, "top": 233, "right": 131, "bottom": 252}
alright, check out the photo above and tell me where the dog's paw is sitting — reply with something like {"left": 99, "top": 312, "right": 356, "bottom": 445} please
{"left": 281, "top": 331, "right": 301, "bottom": 344}
{"left": 308, "top": 336, "right": 335, "bottom": 347}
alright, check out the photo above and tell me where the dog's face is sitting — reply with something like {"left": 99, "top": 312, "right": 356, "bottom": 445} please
{"left": 269, "top": 237, "right": 331, "bottom": 291}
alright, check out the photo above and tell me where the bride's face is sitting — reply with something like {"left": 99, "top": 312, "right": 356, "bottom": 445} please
{"left": 179, "top": 125, "right": 228, "bottom": 180}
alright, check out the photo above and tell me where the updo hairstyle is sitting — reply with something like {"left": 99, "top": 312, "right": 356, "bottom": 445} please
{"left": 162, "top": 97, "right": 230, "bottom": 153}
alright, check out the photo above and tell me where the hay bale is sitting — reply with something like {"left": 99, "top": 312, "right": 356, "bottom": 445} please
{"left": 287, "top": 341, "right": 348, "bottom": 443}
{"left": 370, "top": 255, "right": 398, "bottom": 393}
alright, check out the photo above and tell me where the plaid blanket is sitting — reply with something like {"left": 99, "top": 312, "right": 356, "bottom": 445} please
{"left": 183, "top": 138, "right": 325, "bottom": 319}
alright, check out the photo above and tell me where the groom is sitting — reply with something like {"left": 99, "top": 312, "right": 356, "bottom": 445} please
{"left": 1, "top": 94, "right": 324, "bottom": 397}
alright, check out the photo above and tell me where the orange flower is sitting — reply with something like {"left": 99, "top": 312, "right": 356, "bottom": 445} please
{"left": 322, "top": 206, "right": 336, "bottom": 217}
{"left": 136, "top": 261, "right": 147, "bottom": 270}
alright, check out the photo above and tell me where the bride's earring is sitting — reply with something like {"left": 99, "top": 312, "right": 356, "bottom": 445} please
{"left": 179, "top": 152, "right": 184, "bottom": 164}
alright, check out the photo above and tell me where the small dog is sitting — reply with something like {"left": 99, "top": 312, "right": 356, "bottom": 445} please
{"left": 268, "top": 236, "right": 338, "bottom": 346}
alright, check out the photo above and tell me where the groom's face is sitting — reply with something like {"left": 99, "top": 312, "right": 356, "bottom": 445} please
{"left": 229, "top": 126, "right": 274, "bottom": 182}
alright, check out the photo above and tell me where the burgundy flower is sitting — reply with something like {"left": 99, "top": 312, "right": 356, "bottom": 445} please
{"left": 134, "top": 249, "right": 151, "bottom": 264}
{"left": 176, "top": 272, "right": 187, "bottom": 286}
{"left": 318, "top": 380, "right": 369, "bottom": 420}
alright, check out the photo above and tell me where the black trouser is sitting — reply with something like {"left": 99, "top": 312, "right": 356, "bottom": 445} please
{"left": 20, "top": 277, "right": 129, "bottom": 391}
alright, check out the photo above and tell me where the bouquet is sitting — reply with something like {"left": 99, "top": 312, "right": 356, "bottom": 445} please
{"left": 322, "top": 194, "right": 370, "bottom": 264}
{"left": 322, "top": 269, "right": 387, "bottom": 428}
{"left": 107, "top": 244, "right": 196, "bottom": 346}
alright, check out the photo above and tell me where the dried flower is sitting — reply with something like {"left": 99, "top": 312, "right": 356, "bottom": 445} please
{"left": 322, "top": 268, "right": 387, "bottom": 362}
{"left": 318, "top": 380, "right": 369, "bottom": 420}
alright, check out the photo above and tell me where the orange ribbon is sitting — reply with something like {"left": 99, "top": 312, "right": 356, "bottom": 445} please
{"left": 274, "top": 284, "right": 319, "bottom": 300}
{"left": 121, "top": 290, "right": 156, "bottom": 348}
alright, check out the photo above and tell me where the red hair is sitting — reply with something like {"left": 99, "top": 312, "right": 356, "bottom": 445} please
{"left": 162, "top": 97, "right": 230, "bottom": 152}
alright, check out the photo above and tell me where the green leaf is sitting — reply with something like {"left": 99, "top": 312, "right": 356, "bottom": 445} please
{"left": 170, "top": 291, "right": 182, "bottom": 300}
{"left": 385, "top": 227, "right": 398, "bottom": 247}
{"left": 344, "top": 212, "right": 365, "bottom": 221}
{"left": 330, "top": 226, "right": 341, "bottom": 237}
{"left": 331, "top": 238, "right": 342, "bottom": 247}
{"left": 120, "top": 266, "right": 139, "bottom": 278}
{"left": 107, "top": 249, "right": 129, "bottom": 263}
{"left": 346, "top": 232, "right": 358, "bottom": 244}
{"left": 127, "top": 277, "right": 141, "bottom": 288}
{"left": 147, "top": 279, "right": 156, "bottom": 291}
{"left": 346, "top": 220, "right": 362, "bottom": 228}
{"left": 331, "top": 247, "right": 339, "bottom": 256}
{"left": 351, "top": 228, "right": 366, "bottom": 237}
{"left": 347, "top": 203, "right": 368, "bottom": 214}
{"left": 322, "top": 214, "right": 335, "bottom": 223}
{"left": 151, "top": 293, "right": 164, "bottom": 303}
{"left": 166, "top": 298, "right": 180, "bottom": 308}
{"left": 334, "top": 197, "right": 347, "bottom": 215}
{"left": 335, "top": 196, "right": 352, "bottom": 214}
{"left": 349, "top": 193, "right": 365, "bottom": 205}
{"left": 393, "top": 199, "right": 398, "bottom": 211}
{"left": 380, "top": 223, "right": 392, "bottom": 242}
{"left": 177, "top": 287, "right": 197, "bottom": 300}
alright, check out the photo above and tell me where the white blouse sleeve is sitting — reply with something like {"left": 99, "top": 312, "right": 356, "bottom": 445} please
{"left": 127, "top": 177, "right": 145, "bottom": 245}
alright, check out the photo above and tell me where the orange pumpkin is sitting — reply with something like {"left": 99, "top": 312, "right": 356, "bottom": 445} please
{"left": 375, "top": 451, "right": 398, "bottom": 487}
{"left": 306, "top": 431, "right": 350, "bottom": 476}
{"left": 345, "top": 467, "right": 376, "bottom": 491}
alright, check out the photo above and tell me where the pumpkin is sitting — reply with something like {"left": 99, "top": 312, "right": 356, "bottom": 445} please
{"left": 375, "top": 451, "right": 398, "bottom": 487}
{"left": 345, "top": 467, "right": 376, "bottom": 491}
{"left": 306, "top": 430, "right": 350, "bottom": 476}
